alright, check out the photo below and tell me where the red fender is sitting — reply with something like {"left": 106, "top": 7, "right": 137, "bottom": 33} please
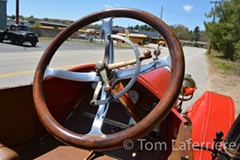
{"left": 185, "top": 91, "right": 235, "bottom": 159}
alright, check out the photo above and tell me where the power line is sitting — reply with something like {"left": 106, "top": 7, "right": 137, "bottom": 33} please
{"left": 210, "top": 0, "right": 221, "bottom": 21}
{"left": 163, "top": 15, "right": 208, "bottom": 23}
{"left": 163, "top": 8, "right": 203, "bottom": 17}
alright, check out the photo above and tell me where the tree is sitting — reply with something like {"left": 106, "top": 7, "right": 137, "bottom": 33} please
{"left": 169, "top": 24, "right": 189, "bottom": 40}
{"left": 28, "top": 15, "right": 35, "bottom": 25}
{"left": 9, "top": 15, "right": 16, "bottom": 19}
{"left": 134, "top": 25, "right": 140, "bottom": 30}
{"left": 193, "top": 26, "right": 200, "bottom": 41}
{"left": 19, "top": 15, "right": 24, "bottom": 20}
{"left": 205, "top": 0, "right": 240, "bottom": 60}
{"left": 199, "top": 31, "right": 208, "bottom": 42}
{"left": 31, "top": 22, "right": 41, "bottom": 28}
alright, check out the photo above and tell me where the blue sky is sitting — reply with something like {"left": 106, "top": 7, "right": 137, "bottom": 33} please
{"left": 6, "top": 0, "right": 214, "bottom": 31}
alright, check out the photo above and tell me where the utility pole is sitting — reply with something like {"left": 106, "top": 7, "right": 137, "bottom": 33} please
{"left": 208, "top": 0, "right": 221, "bottom": 54}
{"left": 16, "top": 0, "right": 19, "bottom": 24}
{"left": 160, "top": 7, "right": 163, "bottom": 19}
{"left": 158, "top": 7, "right": 163, "bottom": 40}
{"left": 210, "top": 0, "right": 221, "bottom": 21}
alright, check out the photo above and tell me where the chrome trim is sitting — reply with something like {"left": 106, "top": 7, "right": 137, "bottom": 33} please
{"left": 87, "top": 87, "right": 109, "bottom": 135}
{"left": 115, "top": 54, "right": 171, "bottom": 80}
{"left": 102, "top": 18, "right": 114, "bottom": 64}
{"left": 44, "top": 66, "right": 100, "bottom": 82}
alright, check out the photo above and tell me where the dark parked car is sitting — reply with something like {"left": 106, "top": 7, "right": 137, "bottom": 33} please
{"left": 0, "top": 24, "right": 39, "bottom": 46}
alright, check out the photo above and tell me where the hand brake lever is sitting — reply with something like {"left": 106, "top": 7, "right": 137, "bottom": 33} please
{"left": 107, "top": 50, "right": 152, "bottom": 70}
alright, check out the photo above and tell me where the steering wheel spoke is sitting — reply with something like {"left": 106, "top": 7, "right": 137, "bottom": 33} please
{"left": 114, "top": 54, "right": 171, "bottom": 81}
{"left": 155, "top": 54, "right": 172, "bottom": 69}
{"left": 44, "top": 66, "right": 100, "bottom": 82}
{"left": 87, "top": 88, "right": 109, "bottom": 136}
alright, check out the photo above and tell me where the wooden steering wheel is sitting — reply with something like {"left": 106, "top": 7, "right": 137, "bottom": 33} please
{"left": 33, "top": 8, "right": 184, "bottom": 151}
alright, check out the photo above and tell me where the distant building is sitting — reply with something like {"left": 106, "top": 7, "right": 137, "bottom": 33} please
{"left": 7, "top": 18, "right": 31, "bottom": 27}
{"left": 39, "top": 21, "right": 68, "bottom": 29}
{"left": 0, "top": 0, "right": 7, "bottom": 30}
{"left": 130, "top": 30, "right": 160, "bottom": 37}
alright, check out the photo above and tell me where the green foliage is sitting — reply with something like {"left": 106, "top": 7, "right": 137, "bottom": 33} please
{"left": 44, "top": 18, "right": 49, "bottom": 21}
{"left": 31, "top": 22, "right": 41, "bottom": 28}
{"left": 19, "top": 15, "right": 24, "bottom": 20}
{"left": 128, "top": 24, "right": 155, "bottom": 31}
{"left": 169, "top": 24, "right": 190, "bottom": 40}
{"left": 193, "top": 42, "right": 199, "bottom": 47}
{"left": 7, "top": 14, "right": 207, "bottom": 43}
{"left": 205, "top": 0, "right": 240, "bottom": 61}
{"left": 9, "top": 15, "right": 16, "bottom": 19}
{"left": 38, "top": 37, "right": 54, "bottom": 41}
{"left": 193, "top": 26, "right": 200, "bottom": 41}
{"left": 217, "top": 62, "right": 231, "bottom": 72}
{"left": 168, "top": 24, "right": 206, "bottom": 42}
{"left": 113, "top": 25, "right": 122, "bottom": 28}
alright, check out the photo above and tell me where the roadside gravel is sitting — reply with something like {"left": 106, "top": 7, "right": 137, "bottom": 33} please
{"left": 206, "top": 57, "right": 240, "bottom": 118}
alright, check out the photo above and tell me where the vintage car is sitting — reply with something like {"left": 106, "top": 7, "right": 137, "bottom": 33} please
{"left": 0, "top": 8, "right": 239, "bottom": 160}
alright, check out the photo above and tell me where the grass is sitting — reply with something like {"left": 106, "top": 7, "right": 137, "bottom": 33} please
{"left": 38, "top": 37, "right": 54, "bottom": 41}
{"left": 217, "top": 62, "right": 232, "bottom": 72}
{"left": 207, "top": 50, "right": 240, "bottom": 76}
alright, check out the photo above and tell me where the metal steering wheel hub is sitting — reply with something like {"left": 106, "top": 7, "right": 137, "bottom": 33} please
{"left": 91, "top": 34, "right": 141, "bottom": 106}
{"left": 33, "top": 8, "right": 185, "bottom": 151}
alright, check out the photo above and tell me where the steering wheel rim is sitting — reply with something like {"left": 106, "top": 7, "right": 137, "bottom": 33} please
{"left": 33, "top": 8, "right": 185, "bottom": 151}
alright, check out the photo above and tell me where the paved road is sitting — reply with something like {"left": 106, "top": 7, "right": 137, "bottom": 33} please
{"left": 181, "top": 46, "right": 208, "bottom": 110}
{"left": 0, "top": 41, "right": 207, "bottom": 111}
